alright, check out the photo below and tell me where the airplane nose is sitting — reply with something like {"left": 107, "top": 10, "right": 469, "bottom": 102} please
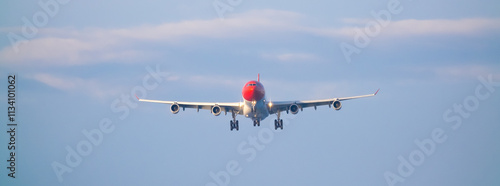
{"left": 242, "top": 84, "right": 265, "bottom": 101}
{"left": 243, "top": 87, "right": 255, "bottom": 101}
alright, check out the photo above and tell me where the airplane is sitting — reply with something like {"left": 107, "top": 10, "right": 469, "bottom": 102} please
{"left": 136, "top": 74, "right": 379, "bottom": 131}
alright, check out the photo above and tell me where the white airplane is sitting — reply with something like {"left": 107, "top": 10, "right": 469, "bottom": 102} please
{"left": 137, "top": 74, "right": 379, "bottom": 131}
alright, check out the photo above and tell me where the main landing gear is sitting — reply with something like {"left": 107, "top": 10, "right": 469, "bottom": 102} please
{"left": 230, "top": 120, "right": 239, "bottom": 131}
{"left": 274, "top": 111, "right": 283, "bottom": 130}
{"left": 230, "top": 111, "right": 239, "bottom": 131}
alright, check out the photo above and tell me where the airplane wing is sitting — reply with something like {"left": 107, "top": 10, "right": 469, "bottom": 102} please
{"left": 268, "top": 89, "right": 379, "bottom": 114}
{"left": 136, "top": 95, "right": 243, "bottom": 115}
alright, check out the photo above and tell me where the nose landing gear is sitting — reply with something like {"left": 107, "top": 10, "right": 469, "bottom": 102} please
{"left": 253, "top": 120, "right": 261, "bottom": 127}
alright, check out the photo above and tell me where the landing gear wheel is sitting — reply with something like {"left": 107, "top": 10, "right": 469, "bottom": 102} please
{"left": 274, "top": 119, "right": 283, "bottom": 130}
{"left": 230, "top": 111, "right": 239, "bottom": 131}
{"left": 230, "top": 120, "right": 239, "bottom": 131}
{"left": 274, "top": 111, "right": 283, "bottom": 130}
{"left": 253, "top": 120, "right": 261, "bottom": 127}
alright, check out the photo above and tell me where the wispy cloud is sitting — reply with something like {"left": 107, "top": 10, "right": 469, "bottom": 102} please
{"left": 1, "top": 8, "right": 499, "bottom": 67}
{"left": 311, "top": 18, "right": 500, "bottom": 38}
{"left": 30, "top": 68, "right": 181, "bottom": 100}
{"left": 108, "top": 9, "right": 305, "bottom": 41}
{"left": 432, "top": 64, "right": 500, "bottom": 81}
{"left": 261, "top": 52, "right": 320, "bottom": 62}
{"left": 407, "top": 64, "right": 500, "bottom": 83}
{"left": 31, "top": 73, "right": 125, "bottom": 99}
{"left": 0, "top": 36, "right": 149, "bottom": 66}
{"left": 1, "top": 9, "right": 304, "bottom": 66}
{"left": 186, "top": 75, "right": 247, "bottom": 88}
{"left": 384, "top": 18, "right": 500, "bottom": 36}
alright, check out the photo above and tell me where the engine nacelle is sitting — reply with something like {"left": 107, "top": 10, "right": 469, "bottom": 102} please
{"left": 289, "top": 104, "right": 300, "bottom": 115}
{"left": 333, "top": 100, "right": 342, "bottom": 110}
{"left": 212, "top": 105, "right": 222, "bottom": 116}
{"left": 170, "top": 104, "right": 180, "bottom": 114}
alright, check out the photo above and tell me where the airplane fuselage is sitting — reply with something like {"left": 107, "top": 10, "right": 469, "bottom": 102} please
{"left": 241, "top": 80, "right": 269, "bottom": 123}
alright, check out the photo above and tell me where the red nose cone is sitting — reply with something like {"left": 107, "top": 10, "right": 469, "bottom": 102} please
{"left": 242, "top": 81, "right": 265, "bottom": 101}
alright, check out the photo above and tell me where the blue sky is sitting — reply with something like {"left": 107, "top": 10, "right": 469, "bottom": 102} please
{"left": 1, "top": 0, "right": 500, "bottom": 185}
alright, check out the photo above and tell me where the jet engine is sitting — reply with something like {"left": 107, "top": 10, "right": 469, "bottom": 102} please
{"left": 289, "top": 104, "right": 300, "bottom": 115}
{"left": 171, "top": 104, "right": 180, "bottom": 114}
{"left": 212, "top": 105, "right": 222, "bottom": 116}
{"left": 333, "top": 100, "right": 342, "bottom": 110}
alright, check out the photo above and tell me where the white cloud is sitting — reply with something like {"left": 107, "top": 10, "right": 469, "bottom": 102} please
{"left": 34, "top": 73, "right": 78, "bottom": 91}
{"left": 0, "top": 34, "right": 149, "bottom": 66}
{"left": 432, "top": 64, "right": 500, "bottom": 81}
{"left": 262, "top": 52, "right": 320, "bottom": 62}
{"left": 2, "top": 38, "right": 91, "bottom": 65}
{"left": 310, "top": 18, "right": 500, "bottom": 39}
{"left": 408, "top": 64, "right": 500, "bottom": 83}
{"left": 384, "top": 18, "right": 500, "bottom": 36}
{"left": 32, "top": 73, "right": 124, "bottom": 99}
{"left": 184, "top": 74, "right": 248, "bottom": 88}
{"left": 30, "top": 67, "right": 181, "bottom": 100}
{"left": 109, "top": 9, "right": 305, "bottom": 41}
{"left": 1, "top": 9, "right": 305, "bottom": 66}
{"left": 1, "top": 8, "right": 499, "bottom": 67}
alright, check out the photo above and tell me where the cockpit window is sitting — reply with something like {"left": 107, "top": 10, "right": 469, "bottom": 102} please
{"left": 246, "top": 83, "right": 257, "bottom": 87}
